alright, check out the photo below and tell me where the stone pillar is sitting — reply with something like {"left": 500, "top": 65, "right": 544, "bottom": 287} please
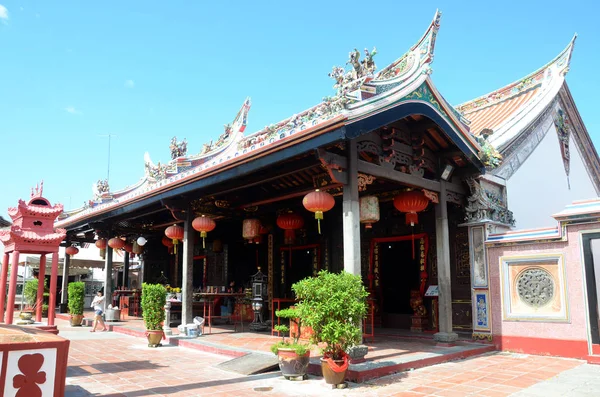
{"left": 343, "top": 138, "right": 361, "bottom": 276}
{"left": 6, "top": 251, "right": 20, "bottom": 324}
{"left": 163, "top": 300, "right": 172, "bottom": 336}
{"left": 139, "top": 256, "right": 145, "bottom": 285}
{"left": 48, "top": 251, "right": 59, "bottom": 326}
{"left": 123, "top": 252, "right": 130, "bottom": 288}
{"left": 182, "top": 207, "right": 194, "bottom": 327}
{"left": 434, "top": 181, "right": 457, "bottom": 344}
{"left": 103, "top": 246, "right": 113, "bottom": 312}
{"left": 35, "top": 254, "right": 47, "bottom": 322}
{"left": 60, "top": 252, "right": 70, "bottom": 313}
{"left": 0, "top": 252, "right": 10, "bottom": 323}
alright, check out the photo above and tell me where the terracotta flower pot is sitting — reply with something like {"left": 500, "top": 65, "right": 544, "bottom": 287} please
{"left": 320, "top": 357, "right": 348, "bottom": 385}
{"left": 277, "top": 348, "right": 310, "bottom": 379}
{"left": 70, "top": 314, "right": 84, "bottom": 326}
{"left": 146, "top": 330, "right": 164, "bottom": 347}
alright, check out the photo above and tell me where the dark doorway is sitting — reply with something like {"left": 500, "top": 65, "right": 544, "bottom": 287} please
{"left": 281, "top": 246, "right": 319, "bottom": 298}
{"left": 379, "top": 240, "right": 420, "bottom": 329}
{"left": 583, "top": 234, "right": 600, "bottom": 349}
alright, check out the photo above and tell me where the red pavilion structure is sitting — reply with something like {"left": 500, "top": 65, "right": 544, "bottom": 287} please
{"left": 0, "top": 182, "right": 66, "bottom": 329}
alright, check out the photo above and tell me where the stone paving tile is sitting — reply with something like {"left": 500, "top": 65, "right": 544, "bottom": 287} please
{"left": 57, "top": 318, "right": 595, "bottom": 397}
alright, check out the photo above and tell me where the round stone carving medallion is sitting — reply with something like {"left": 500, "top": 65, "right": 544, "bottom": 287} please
{"left": 516, "top": 268, "right": 555, "bottom": 307}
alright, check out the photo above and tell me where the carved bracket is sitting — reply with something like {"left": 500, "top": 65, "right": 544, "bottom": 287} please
{"left": 358, "top": 173, "right": 376, "bottom": 192}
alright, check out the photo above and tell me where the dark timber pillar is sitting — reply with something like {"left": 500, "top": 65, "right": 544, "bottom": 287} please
{"left": 182, "top": 206, "right": 194, "bottom": 327}
{"left": 103, "top": 246, "right": 113, "bottom": 312}
{"left": 123, "top": 252, "right": 130, "bottom": 288}
{"left": 61, "top": 251, "right": 70, "bottom": 313}
{"left": 343, "top": 139, "right": 361, "bottom": 276}
{"left": 434, "top": 180, "right": 457, "bottom": 344}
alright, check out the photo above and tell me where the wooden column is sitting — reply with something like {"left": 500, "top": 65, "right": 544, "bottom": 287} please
{"left": 48, "top": 251, "right": 59, "bottom": 326}
{"left": 434, "top": 181, "right": 458, "bottom": 344}
{"left": 182, "top": 207, "right": 194, "bottom": 326}
{"left": 35, "top": 254, "right": 47, "bottom": 322}
{"left": 61, "top": 252, "right": 70, "bottom": 311}
{"left": 6, "top": 251, "right": 20, "bottom": 324}
{"left": 103, "top": 246, "right": 113, "bottom": 312}
{"left": 343, "top": 139, "right": 361, "bottom": 276}
{"left": 0, "top": 253, "right": 9, "bottom": 323}
{"left": 123, "top": 252, "right": 130, "bottom": 288}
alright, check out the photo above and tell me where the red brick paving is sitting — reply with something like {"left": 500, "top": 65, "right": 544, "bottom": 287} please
{"left": 61, "top": 316, "right": 585, "bottom": 397}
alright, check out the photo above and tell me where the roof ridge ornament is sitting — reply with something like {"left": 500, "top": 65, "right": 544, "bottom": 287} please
{"left": 30, "top": 180, "right": 44, "bottom": 199}
{"left": 328, "top": 47, "right": 378, "bottom": 98}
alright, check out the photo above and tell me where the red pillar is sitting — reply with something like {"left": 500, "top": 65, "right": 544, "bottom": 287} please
{"left": 48, "top": 251, "right": 59, "bottom": 326}
{"left": 6, "top": 251, "right": 20, "bottom": 324}
{"left": 35, "top": 254, "right": 47, "bottom": 322}
{"left": 0, "top": 253, "right": 9, "bottom": 323}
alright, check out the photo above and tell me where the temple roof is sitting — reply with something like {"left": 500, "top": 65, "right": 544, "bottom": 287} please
{"left": 0, "top": 216, "right": 9, "bottom": 228}
{"left": 7, "top": 199, "right": 64, "bottom": 220}
{"left": 456, "top": 35, "right": 577, "bottom": 151}
{"left": 0, "top": 227, "right": 67, "bottom": 246}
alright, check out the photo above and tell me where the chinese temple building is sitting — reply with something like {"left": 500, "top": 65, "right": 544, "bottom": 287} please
{"left": 50, "top": 10, "right": 600, "bottom": 359}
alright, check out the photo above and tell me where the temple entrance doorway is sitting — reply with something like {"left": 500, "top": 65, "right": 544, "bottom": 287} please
{"left": 370, "top": 234, "right": 429, "bottom": 330}
{"left": 280, "top": 245, "right": 320, "bottom": 298}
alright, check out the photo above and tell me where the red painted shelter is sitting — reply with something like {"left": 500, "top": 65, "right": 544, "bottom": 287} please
{"left": 0, "top": 182, "right": 66, "bottom": 330}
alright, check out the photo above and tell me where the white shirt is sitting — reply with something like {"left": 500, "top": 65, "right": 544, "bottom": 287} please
{"left": 91, "top": 295, "right": 105, "bottom": 311}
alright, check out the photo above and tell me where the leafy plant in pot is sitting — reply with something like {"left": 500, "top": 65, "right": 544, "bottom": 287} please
{"left": 141, "top": 283, "right": 167, "bottom": 347}
{"left": 293, "top": 270, "right": 368, "bottom": 385}
{"left": 67, "top": 281, "right": 85, "bottom": 326}
{"left": 270, "top": 307, "right": 310, "bottom": 380}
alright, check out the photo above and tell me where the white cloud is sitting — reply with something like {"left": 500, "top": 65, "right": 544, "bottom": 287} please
{"left": 65, "top": 106, "right": 81, "bottom": 115}
{"left": 124, "top": 79, "right": 135, "bottom": 88}
{"left": 0, "top": 5, "right": 9, "bottom": 21}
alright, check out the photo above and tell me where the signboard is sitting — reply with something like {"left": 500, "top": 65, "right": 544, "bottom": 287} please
{"left": 425, "top": 285, "right": 439, "bottom": 297}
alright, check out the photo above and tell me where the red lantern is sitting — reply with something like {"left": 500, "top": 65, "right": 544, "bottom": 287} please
{"left": 242, "top": 219, "right": 261, "bottom": 243}
{"left": 95, "top": 238, "right": 107, "bottom": 250}
{"left": 393, "top": 190, "right": 429, "bottom": 226}
{"left": 123, "top": 242, "right": 133, "bottom": 253}
{"left": 192, "top": 215, "right": 216, "bottom": 249}
{"left": 165, "top": 224, "right": 184, "bottom": 254}
{"left": 302, "top": 189, "right": 335, "bottom": 234}
{"left": 393, "top": 190, "right": 430, "bottom": 258}
{"left": 132, "top": 241, "right": 143, "bottom": 255}
{"left": 66, "top": 246, "right": 79, "bottom": 256}
{"left": 277, "top": 212, "right": 304, "bottom": 245}
{"left": 162, "top": 236, "right": 174, "bottom": 254}
{"left": 108, "top": 237, "right": 125, "bottom": 250}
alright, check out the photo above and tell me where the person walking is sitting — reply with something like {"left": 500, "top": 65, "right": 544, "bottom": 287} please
{"left": 90, "top": 291, "right": 108, "bottom": 332}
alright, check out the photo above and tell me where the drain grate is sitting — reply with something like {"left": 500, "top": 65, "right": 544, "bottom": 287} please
{"left": 253, "top": 387, "right": 273, "bottom": 392}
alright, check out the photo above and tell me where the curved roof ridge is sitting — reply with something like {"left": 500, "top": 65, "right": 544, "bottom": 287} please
{"left": 456, "top": 34, "right": 576, "bottom": 113}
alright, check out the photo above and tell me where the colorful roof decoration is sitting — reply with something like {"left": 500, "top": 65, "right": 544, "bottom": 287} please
{"left": 456, "top": 35, "right": 577, "bottom": 151}
{"left": 0, "top": 182, "right": 66, "bottom": 253}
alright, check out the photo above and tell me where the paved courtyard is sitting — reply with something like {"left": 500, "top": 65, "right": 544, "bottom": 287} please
{"left": 61, "top": 321, "right": 600, "bottom": 396}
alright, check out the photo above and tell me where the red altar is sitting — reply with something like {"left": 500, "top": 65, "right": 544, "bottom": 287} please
{"left": 0, "top": 182, "right": 66, "bottom": 331}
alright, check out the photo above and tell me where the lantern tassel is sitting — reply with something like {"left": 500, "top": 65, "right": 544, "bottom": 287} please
{"left": 412, "top": 231, "right": 415, "bottom": 260}
{"left": 201, "top": 231, "right": 207, "bottom": 249}
{"left": 318, "top": 219, "right": 321, "bottom": 234}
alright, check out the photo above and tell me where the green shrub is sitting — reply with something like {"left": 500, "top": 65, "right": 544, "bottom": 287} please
{"left": 24, "top": 279, "right": 48, "bottom": 309}
{"left": 293, "top": 270, "right": 368, "bottom": 360}
{"left": 67, "top": 282, "right": 85, "bottom": 315}
{"left": 270, "top": 307, "right": 309, "bottom": 355}
{"left": 141, "top": 283, "right": 166, "bottom": 331}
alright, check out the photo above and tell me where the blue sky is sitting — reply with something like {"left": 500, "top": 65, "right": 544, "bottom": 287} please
{"left": 0, "top": 1, "right": 598, "bottom": 219}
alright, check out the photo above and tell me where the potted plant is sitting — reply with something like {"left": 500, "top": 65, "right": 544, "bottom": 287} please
{"left": 141, "top": 283, "right": 167, "bottom": 347}
{"left": 21, "top": 279, "right": 47, "bottom": 321}
{"left": 67, "top": 281, "right": 85, "bottom": 326}
{"left": 293, "top": 270, "right": 368, "bottom": 385}
{"left": 270, "top": 307, "right": 310, "bottom": 380}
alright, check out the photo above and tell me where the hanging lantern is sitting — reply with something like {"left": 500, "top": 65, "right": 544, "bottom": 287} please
{"left": 65, "top": 246, "right": 79, "bottom": 256}
{"left": 162, "top": 236, "right": 174, "bottom": 254}
{"left": 123, "top": 242, "right": 133, "bottom": 254}
{"left": 393, "top": 190, "right": 430, "bottom": 258}
{"left": 137, "top": 236, "right": 148, "bottom": 246}
{"left": 212, "top": 239, "right": 223, "bottom": 253}
{"left": 108, "top": 237, "right": 125, "bottom": 250}
{"left": 277, "top": 212, "right": 304, "bottom": 245}
{"left": 165, "top": 224, "right": 184, "bottom": 254}
{"left": 192, "top": 215, "right": 216, "bottom": 249}
{"left": 393, "top": 190, "right": 429, "bottom": 226}
{"left": 359, "top": 196, "right": 380, "bottom": 229}
{"left": 99, "top": 249, "right": 106, "bottom": 259}
{"left": 302, "top": 189, "right": 335, "bottom": 234}
{"left": 133, "top": 241, "right": 143, "bottom": 255}
{"left": 95, "top": 238, "right": 107, "bottom": 250}
{"left": 242, "top": 219, "right": 261, "bottom": 243}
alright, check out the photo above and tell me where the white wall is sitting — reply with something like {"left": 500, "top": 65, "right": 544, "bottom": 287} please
{"left": 506, "top": 124, "right": 598, "bottom": 229}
